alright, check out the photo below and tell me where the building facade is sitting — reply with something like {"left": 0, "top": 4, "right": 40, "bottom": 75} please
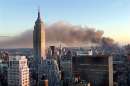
{"left": 72, "top": 55, "right": 113, "bottom": 86}
{"left": 38, "top": 58, "right": 60, "bottom": 86}
{"left": 8, "top": 56, "right": 30, "bottom": 86}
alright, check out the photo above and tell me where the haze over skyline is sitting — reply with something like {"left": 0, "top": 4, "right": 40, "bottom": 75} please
{"left": 0, "top": 0, "right": 130, "bottom": 44}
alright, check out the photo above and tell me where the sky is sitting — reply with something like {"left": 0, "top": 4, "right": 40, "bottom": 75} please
{"left": 0, "top": 0, "right": 130, "bottom": 44}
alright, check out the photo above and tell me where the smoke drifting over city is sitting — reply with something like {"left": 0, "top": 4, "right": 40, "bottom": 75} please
{"left": 0, "top": 21, "right": 114, "bottom": 48}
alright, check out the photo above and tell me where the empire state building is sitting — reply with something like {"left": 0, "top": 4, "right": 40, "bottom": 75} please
{"left": 33, "top": 10, "right": 46, "bottom": 65}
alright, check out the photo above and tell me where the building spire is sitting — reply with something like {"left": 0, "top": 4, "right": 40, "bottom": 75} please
{"left": 35, "top": 7, "right": 42, "bottom": 23}
{"left": 38, "top": 7, "right": 41, "bottom": 19}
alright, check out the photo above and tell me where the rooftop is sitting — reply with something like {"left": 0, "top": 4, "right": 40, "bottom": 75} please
{"left": 9, "top": 56, "right": 26, "bottom": 61}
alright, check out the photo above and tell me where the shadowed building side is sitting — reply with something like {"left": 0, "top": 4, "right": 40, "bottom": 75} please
{"left": 72, "top": 55, "right": 113, "bottom": 86}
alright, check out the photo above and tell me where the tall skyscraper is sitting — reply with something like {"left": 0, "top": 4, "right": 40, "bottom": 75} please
{"left": 8, "top": 56, "right": 30, "bottom": 86}
{"left": 33, "top": 10, "right": 46, "bottom": 65}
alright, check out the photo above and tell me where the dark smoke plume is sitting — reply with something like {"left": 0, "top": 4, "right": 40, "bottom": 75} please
{"left": 0, "top": 21, "right": 115, "bottom": 48}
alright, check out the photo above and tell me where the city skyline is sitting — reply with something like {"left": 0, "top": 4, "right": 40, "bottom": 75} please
{"left": 0, "top": 1, "right": 130, "bottom": 85}
{"left": 0, "top": 0, "right": 130, "bottom": 44}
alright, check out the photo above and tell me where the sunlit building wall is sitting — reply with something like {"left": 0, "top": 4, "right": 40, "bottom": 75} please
{"left": 8, "top": 56, "right": 30, "bottom": 86}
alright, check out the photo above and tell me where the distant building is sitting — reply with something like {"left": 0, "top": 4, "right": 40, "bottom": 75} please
{"left": 112, "top": 54, "right": 128, "bottom": 86}
{"left": 8, "top": 56, "right": 30, "bottom": 86}
{"left": 36, "top": 45, "right": 61, "bottom": 86}
{"left": 0, "top": 59, "right": 8, "bottom": 86}
{"left": 60, "top": 57, "right": 72, "bottom": 79}
{"left": 72, "top": 55, "right": 113, "bottom": 86}
{"left": 0, "top": 59, "right": 8, "bottom": 74}
{"left": 60, "top": 50, "right": 73, "bottom": 86}
{"left": 33, "top": 10, "right": 46, "bottom": 85}
{"left": 38, "top": 58, "right": 60, "bottom": 86}
{"left": 33, "top": 10, "right": 46, "bottom": 66}
{"left": 0, "top": 51, "right": 9, "bottom": 63}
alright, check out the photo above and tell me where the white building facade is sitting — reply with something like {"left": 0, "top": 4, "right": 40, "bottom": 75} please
{"left": 8, "top": 56, "right": 30, "bottom": 86}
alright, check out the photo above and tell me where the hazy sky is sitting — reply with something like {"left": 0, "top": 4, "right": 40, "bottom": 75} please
{"left": 0, "top": 0, "right": 130, "bottom": 44}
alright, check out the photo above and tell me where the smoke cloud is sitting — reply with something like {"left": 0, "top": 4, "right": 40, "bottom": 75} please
{"left": 0, "top": 21, "right": 115, "bottom": 48}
